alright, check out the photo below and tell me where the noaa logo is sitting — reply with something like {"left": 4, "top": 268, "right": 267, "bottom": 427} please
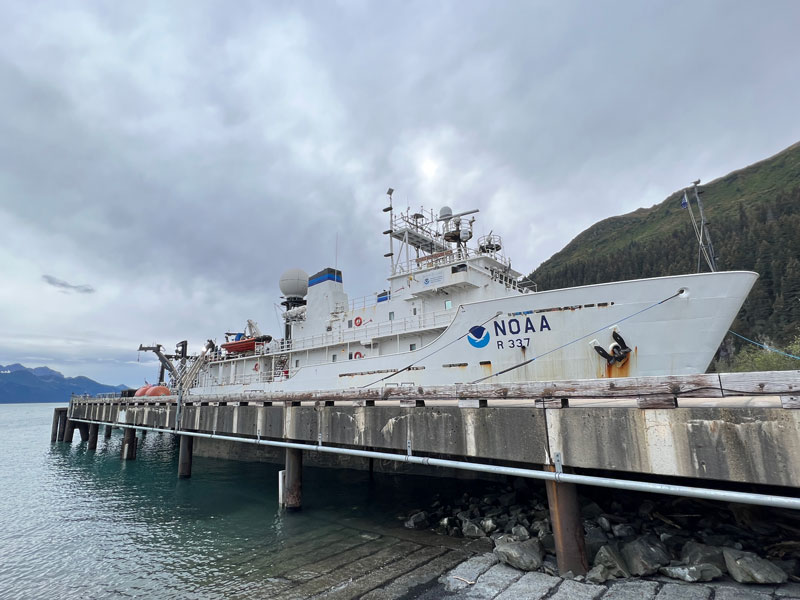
{"left": 467, "top": 326, "right": 490, "bottom": 348}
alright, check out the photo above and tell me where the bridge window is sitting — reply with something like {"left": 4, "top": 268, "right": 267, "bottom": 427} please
{"left": 348, "top": 319, "right": 353, "bottom": 328}
{"left": 295, "top": 360, "right": 299, "bottom": 368}
{"left": 331, "top": 354, "right": 337, "bottom": 362}
{"left": 409, "top": 343, "right": 417, "bottom": 351}
{"left": 413, "top": 308, "right": 417, "bottom": 315}
{"left": 445, "top": 300, "right": 452, "bottom": 310}
{"left": 389, "top": 311, "right": 395, "bottom": 320}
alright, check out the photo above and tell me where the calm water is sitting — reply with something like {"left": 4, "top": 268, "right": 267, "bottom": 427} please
{"left": 0, "top": 403, "right": 479, "bottom": 599}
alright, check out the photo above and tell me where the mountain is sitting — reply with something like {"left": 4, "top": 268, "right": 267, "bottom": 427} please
{"left": 0, "top": 364, "right": 128, "bottom": 404}
{"left": 529, "top": 141, "right": 800, "bottom": 349}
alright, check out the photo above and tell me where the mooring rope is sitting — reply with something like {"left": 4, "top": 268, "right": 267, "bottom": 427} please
{"left": 469, "top": 290, "right": 684, "bottom": 384}
{"left": 728, "top": 330, "right": 800, "bottom": 361}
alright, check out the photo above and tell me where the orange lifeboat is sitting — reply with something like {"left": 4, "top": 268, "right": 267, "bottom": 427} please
{"left": 134, "top": 384, "right": 153, "bottom": 397}
{"left": 145, "top": 385, "right": 171, "bottom": 396}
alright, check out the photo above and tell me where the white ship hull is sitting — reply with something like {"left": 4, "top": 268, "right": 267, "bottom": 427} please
{"left": 191, "top": 271, "right": 757, "bottom": 395}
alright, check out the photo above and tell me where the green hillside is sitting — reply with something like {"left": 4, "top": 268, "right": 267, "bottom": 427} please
{"left": 530, "top": 141, "right": 800, "bottom": 356}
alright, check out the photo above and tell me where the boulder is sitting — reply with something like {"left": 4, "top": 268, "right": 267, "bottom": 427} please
{"left": 498, "top": 492, "right": 517, "bottom": 507}
{"left": 593, "top": 544, "right": 631, "bottom": 578}
{"left": 512, "top": 525, "right": 530, "bottom": 541}
{"left": 621, "top": 536, "right": 671, "bottom": 576}
{"left": 612, "top": 523, "right": 637, "bottom": 538}
{"left": 584, "top": 527, "right": 609, "bottom": 562}
{"left": 581, "top": 502, "right": 604, "bottom": 519}
{"left": 481, "top": 517, "right": 498, "bottom": 534}
{"left": 597, "top": 516, "right": 612, "bottom": 532}
{"left": 723, "top": 548, "right": 788, "bottom": 584}
{"left": 462, "top": 520, "right": 486, "bottom": 538}
{"left": 586, "top": 563, "right": 612, "bottom": 584}
{"left": 404, "top": 511, "right": 429, "bottom": 530}
{"left": 659, "top": 563, "right": 723, "bottom": 582}
{"left": 493, "top": 538, "right": 545, "bottom": 571}
{"left": 680, "top": 540, "right": 727, "bottom": 573}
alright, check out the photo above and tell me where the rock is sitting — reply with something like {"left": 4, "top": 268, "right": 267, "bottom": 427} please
{"left": 437, "top": 516, "right": 458, "bottom": 534}
{"left": 597, "top": 516, "right": 612, "bottom": 532}
{"left": 530, "top": 519, "right": 551, "bottom": 535}
{"left": 593, "top": 544, "right": 631, "bottom": 578}
{"left": 498, "top": 492, "right": 517, "bottom": 507}
{"left": 456, "top": 510, "right": 472, "bottom": 523}
{"left": 771, "top": 557, "right": 800, "bottom": 577}
{"left": 612, "top": 523, "right": 637, "bottom": 538}
{"left": 404, "top": 511, "right": 429, "bottom": 530}
{"left": 584, "top": 527, "right": 609, "bottom": 562}
{"left": 493, "top": 538, "right": 545, "bottom": 571}
{"left": 581, "top": 502, "right": 604, "bottom": 519}
{"left": 680, "top": 541, "right": 727, "bottom": 573}
{"left": 463, "top": 520, "right": 486, "bottom": 538}
{"left": 586, "top": 564, "right": 611, "bottom": 584}
{"left": 621, "top": 536, "right": 670, "bottom": 576}
{"left": 493, "top": 533, "right": 516, "bottom": 545}
{"left": 481, "top": 517, "right": 498, "bottom": 534}
{"left": 723, "top": 547, "right": 788, "bottom": 584}
{"left": 512, "top": 525, "right": 530, "bottom": 541}
{"left": 638, "top": 499, "right": 656, "bottom": 519}
{"left": 659, "top": 563, "right": 723, "bottom": 582}
{"left": 539, "top": 533, "right": 555, "bottom": 553}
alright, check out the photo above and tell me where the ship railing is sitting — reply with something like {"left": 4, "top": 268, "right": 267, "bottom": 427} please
{"left": 278, "top": 309, "right": 454, "bottom": 353}
{"left": 392, "top": 245, "right": 513, "bottom": 275}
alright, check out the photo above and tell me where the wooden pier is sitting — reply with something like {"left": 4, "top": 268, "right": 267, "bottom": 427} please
{"left": 53, "top": 370, "right": 800, "bottom": 577}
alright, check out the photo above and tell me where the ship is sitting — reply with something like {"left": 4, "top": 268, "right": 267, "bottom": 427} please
{"left": 146, "top": 190, "right": 757, "bottom": 396}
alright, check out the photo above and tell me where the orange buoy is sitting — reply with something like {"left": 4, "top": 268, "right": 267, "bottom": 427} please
{"left": 134, "top": 384, "right": 153, "bottom": 397}
{"left": 145, "top": 385, "right": 171, "bottom": 396}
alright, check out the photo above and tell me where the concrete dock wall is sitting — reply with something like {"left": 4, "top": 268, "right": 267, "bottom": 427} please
{"left": 69, "top": 400, "right": 800, "bottom": 488}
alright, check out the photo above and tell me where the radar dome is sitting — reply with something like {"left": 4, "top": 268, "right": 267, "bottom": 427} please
{"left": 439, "top": 206, "right": 453, "bottom": 220}
{"left": 279, "top": 268, "right": 309, "bottom": 299}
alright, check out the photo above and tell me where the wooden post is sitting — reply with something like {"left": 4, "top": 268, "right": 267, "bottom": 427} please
{"left": 545, "top": 465, "right": 588, "bottom": 576}
{"left": 104, "top": 425, "right": 113, "bottom": 439}
{"left": 64, "top": 419, "right": 76, "bottom": 443}
{"left": 77, "top": 423, "right": 90, "bottom": 442}
{"left": 56, "top": 411, "right": 67, "bottom": 442}
{"left": 51, "top": 409, "right": 62, "bottom": 442}
{"left": 284, "top": 448, "right": 302, "bottom": 510}
{"left": 88, "top": 423, "right": 99, "bottom": 450}
{"left": 121, "top": 428, "right": 137, "bottom": 460}
{"left": 178, "top": 435, "right": 193, "bottom": 478}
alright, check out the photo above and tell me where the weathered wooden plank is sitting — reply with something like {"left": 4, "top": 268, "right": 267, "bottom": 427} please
{"left": 781, "top": 395, "right": 800, "bottom": 409}
{"left": 63, "top": 371, "right": 800, "bottom": 406}
{"left": 636, "top": 395, "right": 678, "bottom": 409}
{"left": 719, "top": 371, "right": 800, "bottom": 396}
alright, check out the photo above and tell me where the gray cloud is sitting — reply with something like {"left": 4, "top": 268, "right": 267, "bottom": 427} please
{"left": 1, "top": 1, "right": 799, "bottom": 386}
{"left": 42, "top": 275, "right": 95, "bottom": 294}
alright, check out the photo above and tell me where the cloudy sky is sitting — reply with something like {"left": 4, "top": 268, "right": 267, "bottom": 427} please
{"left": 1, "top": 1, "right": 799, "bottom": 387}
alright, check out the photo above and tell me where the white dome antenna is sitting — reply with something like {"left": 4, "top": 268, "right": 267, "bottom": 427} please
{"left": 279, "top": 268, "right": 309, "bottom": 299}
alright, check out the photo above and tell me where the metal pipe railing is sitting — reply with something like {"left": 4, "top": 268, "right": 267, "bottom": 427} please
{"left": 68, "top": 417, "right": 800, "bottom": 510}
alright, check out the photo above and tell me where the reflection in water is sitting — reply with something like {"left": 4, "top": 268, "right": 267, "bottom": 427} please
{"left": 0, "top": 404, "right": 489, "bottom": 599}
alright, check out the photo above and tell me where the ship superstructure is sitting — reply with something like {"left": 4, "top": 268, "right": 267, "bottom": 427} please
{"left": 173, "top": 190, "right": 756, "bottom": 395}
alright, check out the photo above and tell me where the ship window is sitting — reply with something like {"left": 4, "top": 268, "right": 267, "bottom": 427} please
{"left": 389, "top": 311, "right": 395, "bottom": 320}
{"left": 451, "top": 263, "right": 467, "bottom": 273}
{"left": 410, "top": 343, "right": 417, "bottom": 351}
{"left": 413, "top": 308, "right": 417, "bottom": 316}
{"left": 445, "top": 300, "right": 452, "bottom": 310}
{"left": 295, "top": 360, "right": 299, "bottom": 368}
{"left": 348, "top": 319, "right": 353, "bottom": 328}
{"left": 331, "top": 354, "right": 337, "bottom": 362}
{"left": 348, "top": 352, "right": 353, "bottom": 359}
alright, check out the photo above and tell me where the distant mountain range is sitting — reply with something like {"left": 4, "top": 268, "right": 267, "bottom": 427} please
{"left": 0, "top": 363, "right": 128, "bottom": 404}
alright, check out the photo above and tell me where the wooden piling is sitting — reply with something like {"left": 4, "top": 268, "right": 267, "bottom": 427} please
{"left": 545, "top": 465, "right": 588, "bottom": 576}
{"left": 87, "top": 423, "right": 99, "bottom": 450}
{"left": 64, "top": 419, "right": 76, "bottom": 443}
{"left": 121, "top": 428, "right": 137, "bottom": 460}
{"left": 104, "top": 425, "right": 113, "bottom": 439}
{"left": 284, "top": 448, "right": 302, "bottom": 510}
{"left": 56, "top": 410, "right": 67, "bottom": 442}
{"left": 178, "top": 435, "right": 193, "bottom": 478}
